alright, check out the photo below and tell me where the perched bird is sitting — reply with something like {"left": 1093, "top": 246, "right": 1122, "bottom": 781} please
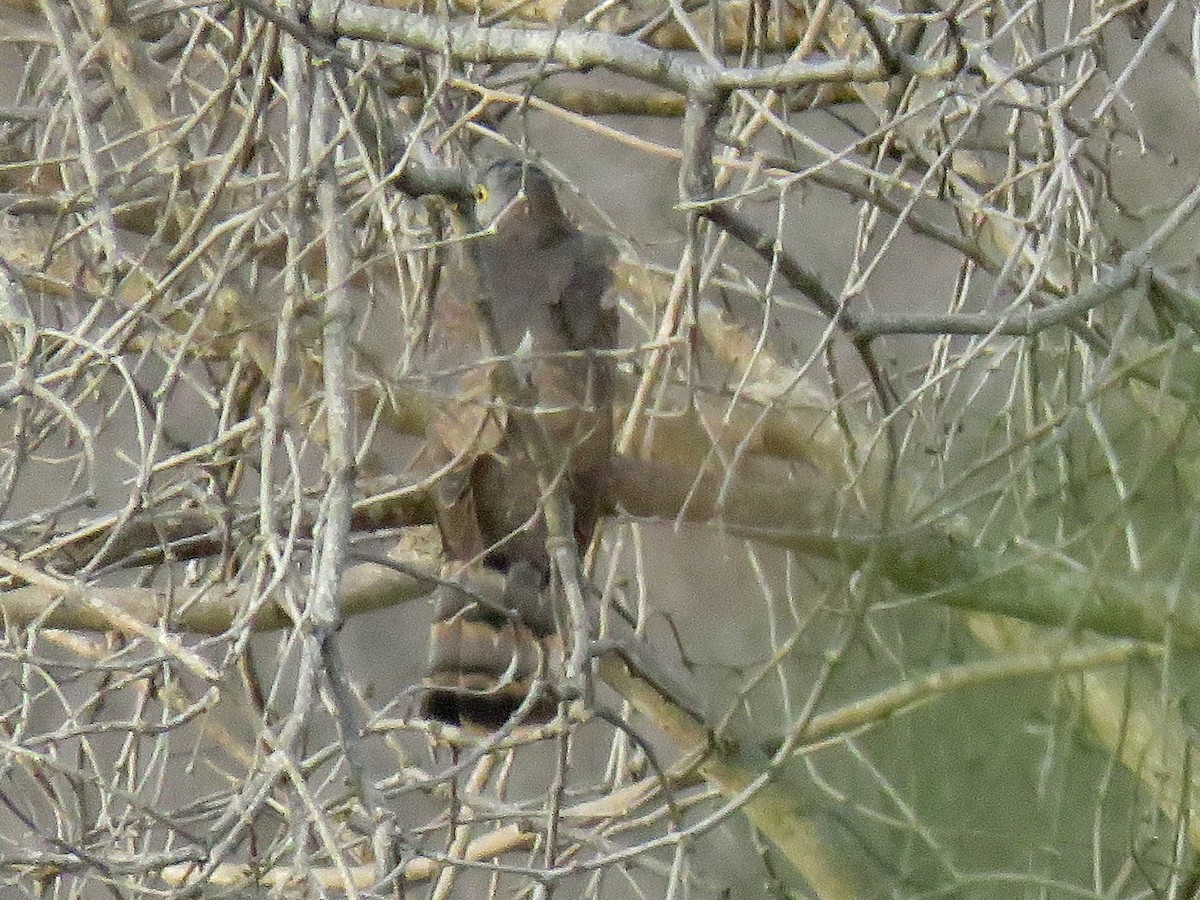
{"left": 421, "top": 160, "right": 618, "bottom": 731}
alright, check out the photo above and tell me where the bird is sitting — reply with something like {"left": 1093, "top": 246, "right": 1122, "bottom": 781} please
{"left": 420, "top": 160, "right": 618, "bottom": 732}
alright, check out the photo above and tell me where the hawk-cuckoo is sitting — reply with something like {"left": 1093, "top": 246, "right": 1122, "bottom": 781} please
{"left": 421, "top": 160, "right": 618, "bottom": 731}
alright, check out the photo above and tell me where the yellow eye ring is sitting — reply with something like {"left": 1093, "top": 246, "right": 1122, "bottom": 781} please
{"left": 474, "top": 184, "right": 489, "bottom": 203}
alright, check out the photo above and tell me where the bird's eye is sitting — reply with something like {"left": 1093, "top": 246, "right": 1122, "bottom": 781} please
{"left": 474, "top": 184, "right": 489, "bottom": 203}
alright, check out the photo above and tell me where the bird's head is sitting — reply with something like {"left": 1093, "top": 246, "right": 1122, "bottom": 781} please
{"left": 470, "top": 160, "right": 571, "bottom": 244}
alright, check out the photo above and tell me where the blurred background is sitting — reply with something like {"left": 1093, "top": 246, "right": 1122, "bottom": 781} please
{"left": 1, "top": 0, "right": 1200, "bottom": 896}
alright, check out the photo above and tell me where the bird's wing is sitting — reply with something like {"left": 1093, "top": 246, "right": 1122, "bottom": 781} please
{"left": 556, "top": 233, "right": 619, "bottom": 352}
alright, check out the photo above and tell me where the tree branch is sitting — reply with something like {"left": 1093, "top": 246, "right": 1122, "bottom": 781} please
{"left": 310, "top": 0, "right": 914, "bottom": 93}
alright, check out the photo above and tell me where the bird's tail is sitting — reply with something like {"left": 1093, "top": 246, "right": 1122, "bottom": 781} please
{"left": 421, "top": 565, "right": 563, "bottom": 732}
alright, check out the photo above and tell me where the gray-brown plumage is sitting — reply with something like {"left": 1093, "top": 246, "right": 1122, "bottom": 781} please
{"left": 422, "top": 161, "right": 618, "bottom": 730}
